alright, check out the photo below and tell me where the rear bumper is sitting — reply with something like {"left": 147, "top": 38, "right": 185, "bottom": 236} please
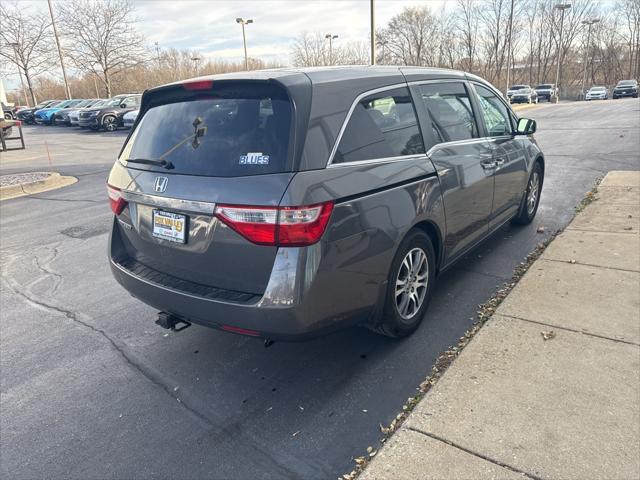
{"left": 109, "top": 221, "right": 378, "bottom": 341}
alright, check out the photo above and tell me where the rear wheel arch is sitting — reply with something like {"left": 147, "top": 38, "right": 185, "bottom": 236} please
{"left": 411, "top": 220, "right": 443, "bottom": 273}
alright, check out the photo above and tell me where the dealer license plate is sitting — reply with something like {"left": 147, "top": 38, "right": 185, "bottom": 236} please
{"left": 152, "top": 210, "right": 187, "bottom": 243}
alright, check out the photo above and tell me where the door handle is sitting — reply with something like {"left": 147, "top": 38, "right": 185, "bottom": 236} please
{"left": 481, "top": 160, "right": 496, "bottom": 170}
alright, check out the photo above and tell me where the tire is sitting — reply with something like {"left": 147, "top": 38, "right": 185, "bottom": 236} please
{"left": 512, "top": 162, "right": 543, "bottom": 225}
{"left": 103, "top": 115, "right": 118, "bottom": 132}
{"left": 3, "top": 112, "right": 12, "bottom": 120}
{"left": 370, "top": 230, "right": 436, "bottom": 338}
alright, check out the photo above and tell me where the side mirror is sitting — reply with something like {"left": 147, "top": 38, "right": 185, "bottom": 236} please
{"left": 515, "top": 118, "right": 536, "bottom": 135}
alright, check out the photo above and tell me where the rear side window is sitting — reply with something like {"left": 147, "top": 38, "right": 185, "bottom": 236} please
{"left": 333, "top": 87, "right": 424, "bottom": 163}
{"left": 120, "top": 83, "right": 292, "bottom": 177}
{"left": 418, "top": 83, "right": 478, "bottom": 143}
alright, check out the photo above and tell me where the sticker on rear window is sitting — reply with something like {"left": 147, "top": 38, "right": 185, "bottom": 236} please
{"left": 240, "top": 152, "right": 270, "bottom": 165}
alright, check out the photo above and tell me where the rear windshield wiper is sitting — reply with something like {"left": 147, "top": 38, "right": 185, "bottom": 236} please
{"left": 125, "top": 158, "right": 174, "bottom": 170}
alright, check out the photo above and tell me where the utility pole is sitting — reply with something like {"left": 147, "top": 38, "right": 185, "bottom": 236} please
{"left": 553, "top": 3, "right": 572, "bottom": 103}
{"left": 580, "top": 18, "right": 600, "bottom": 99}
{"left": 236, "top": 18, "right": 253, "bottom": 70}
{"left": 505, "top": 0, "right": 515, "bottom": 94}
{"left": 47, "top": 0, "right": 71, "bottom": 99}
{"left": 9, "top": 43, "right": 29, "bottom": 106}
{"left": 325, "top": 34, "right": 338, "bottom": 65}
{"left": 370, "top": 0, "right": 376, "bottom": 65}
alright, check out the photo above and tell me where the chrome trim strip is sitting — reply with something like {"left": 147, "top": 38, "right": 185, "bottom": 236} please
{"left": 327, "top": 153, "right": 428, "bottom": 169}
{"left": 121, "top": 191, "right": 216, "bottom": 215}
{"left": 426, "top": 138, "right": 488, "bottom": 157}
{"left": 326, "top": 82, "right": 410, "bottom": 167}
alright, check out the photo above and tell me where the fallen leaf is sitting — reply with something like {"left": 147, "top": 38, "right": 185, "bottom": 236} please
{"left": 569, "top": 259, "right": 576, "bottom": 264}
{"left": 366, "top": 446, "right": 373, "bottom": 454}
{"left": 537, "top": 226, "right": 545, "bottom": 233}
{"left": 624, "top": 226, "right": 633, "bottom": 231}
{"left": 541, "top": 330, "right": 556, "bottom": 341}
{"left": 354, "top": 457, "right": 366, "bottom": 465}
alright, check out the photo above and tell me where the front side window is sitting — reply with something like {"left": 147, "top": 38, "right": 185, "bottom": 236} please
{"left": 474, "top": 84, "right": 513, "bottom": 137}
{"left": 418, "top": 83, "right": 477, "bottom": 144}
{"left": 333, "top": 87, "right": 424, "bottom": 163}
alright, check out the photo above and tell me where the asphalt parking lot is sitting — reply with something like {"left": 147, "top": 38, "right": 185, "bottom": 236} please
{"left": 1, "top": 99, "right": 639, "bottom": 479}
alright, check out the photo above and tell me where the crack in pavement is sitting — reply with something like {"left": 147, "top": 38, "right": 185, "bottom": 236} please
{"left": 406, "top": 427, "right": 544, "bottom": 480}
{"left": 1, "top": 272, "right": 215, "bottom": 429}
{"left": 29, "top": 245, "right": 63, "bottom": 296}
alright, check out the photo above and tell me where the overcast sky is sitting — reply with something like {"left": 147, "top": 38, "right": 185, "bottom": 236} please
{"left": 2, "top": 0, "right": 448, "bottom": 91}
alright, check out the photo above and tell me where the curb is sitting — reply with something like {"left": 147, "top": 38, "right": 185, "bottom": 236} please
{"left": 0, "top": 172, "right": 78, "bottom": 201}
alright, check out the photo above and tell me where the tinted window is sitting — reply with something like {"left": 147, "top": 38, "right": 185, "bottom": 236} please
{"left": 120, "top": 83, "right": 292, "bottom": 177}
{"left": 474, "top": 84, "right": 513, "bottom": 137}
{"left": 333, "top": 87, "right": 424, "bottom": 163}
{"left": 418, "top": 83, "right": 477, "bottom": 144}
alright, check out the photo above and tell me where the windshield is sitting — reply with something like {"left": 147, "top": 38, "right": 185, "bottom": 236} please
{"left": 120, "top": 83, "right": 292, "bottom": 177}
{"left": 510, "top": 85, "right": 526, "bottom": 90}
{"left": 105, "top": 97, "right": 125, "bottom": 107}
{"left": 618, "top": 80, "right": 637, "bottom": 86}
{"left": 590, "top": 87, "right": 606, "bottom": 91}
{"left": 536, "top": 84, "right": 553, "bottom": 89}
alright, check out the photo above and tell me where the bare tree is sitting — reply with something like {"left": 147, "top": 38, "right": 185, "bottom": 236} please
{"left": 0, "top": 2, "right": 56, "bottom": 105}
{"left": 291, "top": 32, "right": 329, "bottom": 67}
{"left": 377, "top": 7, "right": 439, "bottom": 66}
{"left": 456, "top": 0, "right": 480, "bottom": 72}
{"left": 57, "top": 0, "right": 147, "bottom": 97}
{"left": 619, "top": 0, "right": 640, "bottom": 78}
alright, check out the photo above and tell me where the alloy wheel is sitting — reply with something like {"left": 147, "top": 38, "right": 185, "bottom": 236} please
{"left": 103, "top": 116, "right": 117, "bottom": 132}
{"left": 395, "top": 247, "right": 429, "bottom": 320}
{"left": 527, "top": 172, "right": 540, "bottom": 215}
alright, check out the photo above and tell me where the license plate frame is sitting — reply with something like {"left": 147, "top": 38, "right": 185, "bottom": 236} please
{"left": 152, "top": 210, "right": 187, "bottom": 244}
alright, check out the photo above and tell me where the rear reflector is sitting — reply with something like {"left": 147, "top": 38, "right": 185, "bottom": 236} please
{"left": 182, "top": 80, "right": 214, "bottom": 91}
{"left": 107, "top": 183, "right": 128, "bottom": 215}
{"left": 220, "top": 325, "right": 261, "bottom": 337}
{"left": 214, "top": 201, "right": 334, "bottom": 247}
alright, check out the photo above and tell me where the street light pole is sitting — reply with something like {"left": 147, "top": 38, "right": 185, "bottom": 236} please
{"left": 553, "top": 3, "right": 572, "bottom": 103}
{"left": 236, "top": 18, "right": 253, "bottom": 71}
{"left": 191, "top": 56, "right": 201, "bottom": 75}
{"left": 47, "top": 0, "right": 71, "bottom": 100}
{"left": 325, "top": 34, "right": 338, "bottom": 65}
{"left": 370, "top": 0, "right": 376, "bottom": 65}
{"left": 580, "top": 18, "right": 600, "bottom": 99}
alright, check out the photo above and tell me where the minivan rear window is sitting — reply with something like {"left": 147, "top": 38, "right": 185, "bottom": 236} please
{"left": 120, "top": 83, "right": 292, "bottom": 177}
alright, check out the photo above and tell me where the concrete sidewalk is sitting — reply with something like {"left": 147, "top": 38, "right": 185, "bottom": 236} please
{"left": 360, "top": 171, "right": 640, "bottom": 480}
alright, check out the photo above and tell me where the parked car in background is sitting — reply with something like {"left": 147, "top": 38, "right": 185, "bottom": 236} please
{"left": 78, "top": 94, "right": 141, "bottom": 131}
{"left": 53, "top": 99, "right": 95, "bottom": 125}
{"left": 585, "top": 86, "right": 609, "bottom": 101}
{"left": 509, "top": 86, "right": 538, "bottom": 104}
{"left": 16, "top": 100, "right": 61, "bottom": 124}
{"left": 612, "top": 79, "right": 639, "bottom": 99}
{"left": 107, "top": 67, "right": 544, "bottom": 341}
{"left": 534, "top": 83, "right": 557, "bottom": 102}
{"left": 35, "top": 99, "right": 84, "bottom": 125}
{"left": 506, "top": 84, "right": 528, "bottom": 100}
{"left": 2, "top": 102, "right": 16, "bottom": 120}
{"left": 122, "top": 109, "right": 139, "bottom": 128}
{"left": 68, "top": 99, "right": 107, "bottom": 126}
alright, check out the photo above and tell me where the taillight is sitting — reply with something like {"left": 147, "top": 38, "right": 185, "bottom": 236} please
{"left": 214, "top": 201, "right": 334, "bottom": 247}
{"left": 107, "top": 184, "right": 127, "bottom": 215}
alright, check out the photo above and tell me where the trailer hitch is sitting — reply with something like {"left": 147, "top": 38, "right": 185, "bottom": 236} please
{"left": 156, "top": 312, "right": 191, "bottom": 332}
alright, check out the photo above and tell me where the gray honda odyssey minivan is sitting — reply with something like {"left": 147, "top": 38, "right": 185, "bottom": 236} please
{"left": 108, "top": 66, "right": 543, "bottom": 340}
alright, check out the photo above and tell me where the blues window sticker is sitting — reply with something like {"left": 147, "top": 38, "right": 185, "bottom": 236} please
{"left": 239, "top": 152, "right": 270, "bottom": 165}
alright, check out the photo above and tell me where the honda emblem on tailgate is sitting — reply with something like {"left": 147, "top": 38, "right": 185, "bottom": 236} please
{"left": 154, "top": 176, "right": 168, "bottom": 193}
